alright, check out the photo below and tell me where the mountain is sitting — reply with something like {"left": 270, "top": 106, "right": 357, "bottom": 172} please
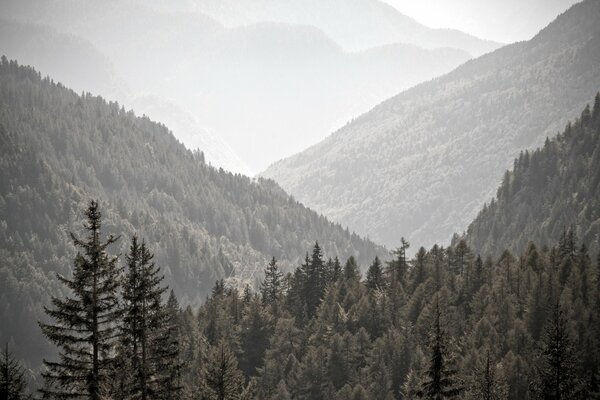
{"left": 192, "top": 0, "right": 501, "bottom": 55}
{"left": 462, "top": 95, "right": 600, "bottom": 257}
{"left": 262, "top": 0, "right": 600, "bottom": 250}
{"left": 0, "top": 0, "right": 473, "bottom": 173}
{"left": 0, "top": 58, "right": 386, "bottom": 369}
{"left": 0, "top": 19, "right": 252, "bottom": 174}
{"left": 384, "top": 0, "right": 581, "bottom": 43}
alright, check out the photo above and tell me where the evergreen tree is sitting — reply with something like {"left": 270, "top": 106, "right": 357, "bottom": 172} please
{"left": 531, "top": 301, "right": 586, "bottom": 400}
{"left": 0, "top": 344, "right": 27, "bottom": 400}
{"left": 202, "top": 342, "right": 246, "bottom": 400}
{"left": 260, "top": 257, "right": 283, "bottom": 307}
{"left": 366, "top": 257, "right": 385, "bottom": 291}
{"left": 417, "top": 299, "right": 462, "bottom": 399}
{"left": 121, "top": 235, "right": 175, "bottom": 400}
{"left": 39, "top": 200, "right": 121, "bottom": 400}
{"left": 467, "top": 351, "right": 508, "bottom": 400}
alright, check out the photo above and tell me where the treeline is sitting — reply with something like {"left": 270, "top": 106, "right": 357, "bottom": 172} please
{"left": 464, "top": 94, "right": 600, "bottom": 257}
{"left": 3, "top": 202, "right": 600, "bottom": 399}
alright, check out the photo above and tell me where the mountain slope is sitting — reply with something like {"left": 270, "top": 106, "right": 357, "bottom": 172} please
{"left": 0, "top": 0, "right": 473, "bottom": 173}
{"left": 262, "top": 0, "right": 600, "bottom": 250}
{"left": 0, "top": 58, "right": 385, "bottom": 368}
{"left": 462, "top": 95, "right": 600, "bottom": 257}
{"left": 192, "top": 0, "right": 501, "bottom": 55}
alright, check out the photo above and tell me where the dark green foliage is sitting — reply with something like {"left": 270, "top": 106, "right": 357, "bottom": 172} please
{"left": 365, "top": 257, "right": 384, "bottom": 291}
{"left": 0, "top": 344, "right": 27, "bottom": 400}
{"left": 39, "top": 200, "right": 121, "bottom": 399}
{"left": 465, "top": 94, "right": 600, "bottom": 257}
{"left": 416, "top": 300, "right": 462, "bottom": 399}
{"left": 201, "top": 342, "right": 247, "bottom": 400}
{"left": 260, "top": 258, "right": 283, "bottom": 307}
{"left": 120, "top": 236, "right": 180, "bottom": 400}
{"left": 530, "top": 302, "right": 587, "bottom": 400}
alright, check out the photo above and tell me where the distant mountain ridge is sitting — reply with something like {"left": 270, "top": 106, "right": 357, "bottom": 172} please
{"left": 462, "top": 96, "right": 600, "bottom": 257}
{"left": 0, "top": 0, "right": 478, "bottom": 173}
{"left": 192, "top": 0, "right": 501, "bottom": 55}
{"left": 262, "top": 0, "right": 600, "bottom": 250}
{"left": 0, "top": 58, "right": 385, "bottom": 368}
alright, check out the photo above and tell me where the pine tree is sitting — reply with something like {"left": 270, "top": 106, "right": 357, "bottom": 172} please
{"left": 154, "top": 290, "right": 182, "bottom": 400}
{"left": 260, "top": 257, "right": 283, "bottom": 307}
{"left": 202, "top": 342, "right": 246, "bottom": 400}
{"left": 531, "top": 301, "right": 586, "bottom": 400}
{"left": 39, "top": 200, "right": 121, "bottom": 399}
{"left": 417, "top": 299, "right": 462, "bottom": 399}
{"left": 467, "top": 351, "right": 508, "bottom": 400}
{"left": 366, "top": 257, "right": 385, "bottom": 291}
{"left": 0, "top": 344, "right": 27, "bottom": 400}
{"left": 120, "top": 236, "right": 174, "bottom": 400}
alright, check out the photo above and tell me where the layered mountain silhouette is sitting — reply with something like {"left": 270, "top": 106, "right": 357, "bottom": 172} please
{"left": 262, "top": 0, "right": 600, "bottom": 250}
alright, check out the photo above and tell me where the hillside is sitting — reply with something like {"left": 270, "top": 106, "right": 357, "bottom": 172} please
{"left": 0, "top": 58, "right": 385, "bottom": 368}
{"left": 262, "top": 0, "right": 600, "bottom": 250}
{"left": 0, "top": 0, "right": 474, "bottom": 173}
{"left": 0, "top": 19, "right": 252, "bottom": 175}
{"left": 462, "top": 95, "right": 600, "bottom": 257}
{"left": 192, "top": 0, "right": 501, "bottom": 55}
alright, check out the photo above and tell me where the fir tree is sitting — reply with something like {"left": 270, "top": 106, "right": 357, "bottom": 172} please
{"left": 417, "top": 299, "right": 462, "bottom": 399}
{"left": 39, "top": 200, "right": 121, "bottom": 400}
{"left": 531, "top": 301, "right": 586, "bottom": 400}
{"left": 202, "top": 342, "right": 246, "bottom": 400}
{"left": 0, "top": 344, "right": 27, "bottom": 400}
{"left": 260, "top": 257, "right": 283, "bottom": 307}
{"left": 467, "top": 350, "right": 508, "bottom": 400}
{"left": 366, "top": 257, "right": 385, "bottom": 291}
{"left": 121, "top": 236, "right": 173, "bottom": 400}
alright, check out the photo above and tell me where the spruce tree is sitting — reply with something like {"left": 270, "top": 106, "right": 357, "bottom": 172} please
{"left": 417, "top": 299, "right": 462, "bottom": 399}
{"left": 39, "top": 200, "right": 121, "bottom": 400}
{"left": 0, "top": 344, "right": 27, "bottom": 400}
{"left": 202, "top": 342, "right": 246, "bottom": 400}
{"left": 366, "top": 256, "right": 385, "bottom": 291}
{"left": 531, "top": 301, "right": 586, "bottom": 400}
{"left": 260, "top": 257, "right": 283, "bottom": 307}
{"left": 121, "top": 236, "right": 172, "bottom": 400}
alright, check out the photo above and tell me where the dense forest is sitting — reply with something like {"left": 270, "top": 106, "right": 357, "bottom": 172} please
{"left": 263, "top": 0, "right": 600, "bottom": 249}
{"left": 463, "top": 94, "right": 600, "bottom": 257}
{"left": 3, "top": 198, "right": 599, "bottom": 399}
{"left": 0, "top": 58, "right": 384, "bottom": 370}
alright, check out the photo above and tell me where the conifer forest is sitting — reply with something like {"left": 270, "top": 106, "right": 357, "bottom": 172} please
{"left": 1, "top": 0, "right": 600, "bottom": 399}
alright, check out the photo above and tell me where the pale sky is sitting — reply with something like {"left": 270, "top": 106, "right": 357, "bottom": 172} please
{"left": 382, "top": 0, "right": 581, "bottom": 43}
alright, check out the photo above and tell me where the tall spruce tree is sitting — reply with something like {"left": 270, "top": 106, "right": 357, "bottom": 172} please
{"left": 531, "top": 301, "right": 586, "bottom": 400}
{"left": 417, "top": 299, "right": 462, "bottom": 399}
{"left": 366, "top": 257, "right": 385, "bottom": 291}
{"left": 121, "top": 236, "right": 179, "bottom": 400}
{"left": 39, "top": 200, "right": 121, "bottom": 400}
{"left": 0, "top": 344, "right": 27, "bottom": 400}
{"left": 201, "top": 342, "right": 246, "bottom": 400}
{"left": 260, "top": 257, "right": 283, "bottom": 307}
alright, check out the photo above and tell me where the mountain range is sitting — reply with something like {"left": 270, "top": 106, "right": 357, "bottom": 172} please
{"left": 0, "top": 0, "right": 497, "bottom": 173}
{"left": 0, "top": 58, "right": 385, "bottom": 367}
{"left": 262, "top": 0, "right": 600, "bottom": 250}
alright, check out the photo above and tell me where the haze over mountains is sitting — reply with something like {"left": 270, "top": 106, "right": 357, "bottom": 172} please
{"left": 263, "top": 0, "right": 600, "bottom": 251}
{"left": 384, "top": 0, "right": 581, "bottom": 43}
{"left": 0, "top": 0, "right": 497, "bottom": 173}
{"left": 0, "top": 59, "right": 385, "bottom": 366}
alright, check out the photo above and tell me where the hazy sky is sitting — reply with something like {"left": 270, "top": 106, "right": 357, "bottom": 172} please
{"left": 382, "top": 0, "right": 580, "bottom": 43}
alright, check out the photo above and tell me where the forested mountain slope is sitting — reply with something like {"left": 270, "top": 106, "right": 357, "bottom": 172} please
{"left": 0, "top": 58, "right": 385, "bottom": 368}
{"left": 263, "top": 0, "right": 600, "bottom": 250}
{"left": 463, "top": 95, "right": 600, "bottom": 257}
